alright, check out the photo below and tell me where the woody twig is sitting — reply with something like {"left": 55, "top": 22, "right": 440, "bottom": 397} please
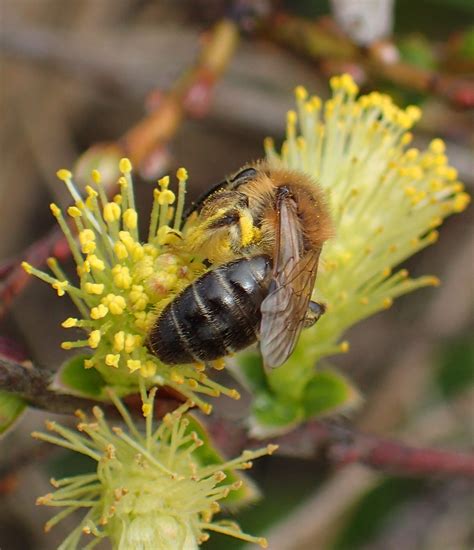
{"left": 264, "top": 13, "right": 474, "bottom": 109}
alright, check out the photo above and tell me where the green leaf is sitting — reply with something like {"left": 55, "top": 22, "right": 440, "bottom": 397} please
{"left": 252, "top": 392, "right": 305, "bottom": 434}
{"left": 0, "top": 391, "right": 27, "bottom": 436}
{"left": 458, "top": 26, "right": 474, "bottom": 59}
{"left": 58, "top": 354, "right": 107, "bottom": 398}
{"left": 235, "top": 351, "right": 269, "bottom": 394}
{"left": 302, "top": 369, "right": 360, "bottom": 419}
{"left": 398, "top": 35, "right": 438, "bottom": 70}
{"left": 186, "top": 415, "right": 260, "bottom": 507}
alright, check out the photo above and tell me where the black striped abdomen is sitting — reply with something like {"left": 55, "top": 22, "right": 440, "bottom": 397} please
{"left": 149, "top": 255, "right": 272, "bottom": 364}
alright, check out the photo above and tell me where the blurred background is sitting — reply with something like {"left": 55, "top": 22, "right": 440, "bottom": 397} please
{"left": 0, "top": 1, "right": 473, "bottom": 549}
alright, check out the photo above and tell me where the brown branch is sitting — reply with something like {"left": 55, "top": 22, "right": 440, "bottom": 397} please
{"left": 264, "top": 13, "right": 474, "bottom": 109}
{"left": 0, "top": 356, "right": 180, "bottom": 418}
{"left": 2, "top": 354, "right": 472, "bottom": 478}
{"left": 0, "top": 356, "right": 111, "bottom": 415}
{"left": 207, "top": 417, "right": 474, "bottom": 479}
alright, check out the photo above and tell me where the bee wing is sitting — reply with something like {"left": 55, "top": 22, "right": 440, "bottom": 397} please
{"left": 260, "top": 191, "right": 320, "bottom": 368}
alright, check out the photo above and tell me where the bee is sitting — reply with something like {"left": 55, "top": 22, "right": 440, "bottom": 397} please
{"left": 148, "top": 162, "right": 332, "bottom": 368}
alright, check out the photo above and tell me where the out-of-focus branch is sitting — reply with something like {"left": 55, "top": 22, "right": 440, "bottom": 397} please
{"left": 0, "top": 19, "right": 240, "bottom": 318}
{"left": 208, "top": 417, "right": 474, "bottom": 478}
{"left": 0, "top": 356, "right": 180, "bottom": 418}
{"left": 2, "top": 353, "right": 472, "bottom": 478}
{"left": 0, "top": 356, "right": 107, "bottom": 415}
{"left": 265, "top": 13, "right": 474, "bottom": 109}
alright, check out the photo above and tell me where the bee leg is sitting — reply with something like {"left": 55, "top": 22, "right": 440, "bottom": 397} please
{"left": 303, "top": 301, "right": 326, "bottom": 328}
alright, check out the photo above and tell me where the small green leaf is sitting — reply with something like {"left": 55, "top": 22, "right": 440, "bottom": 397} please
{"left": 0, "top": 391, "right": 27, "bottom": 435}
{"left": 459, "top": 26, "right": 474, "bottom": 59}
{"left": 252, "top": 392, "right": 304, "bottom": 433}
{"left": 398, "top": 35, "right": 437, "bottom": 70}
{"left": 186, "top": 415, "right": 260, "bottom": 507}
{"left": 235, "top": 351, "right": 269, "bottom": 393}
{"left": 58, "top": 354, "right": 107, "bottom": 398}
{"left": 302, "top": 369, "right": 361, "bottom": 419}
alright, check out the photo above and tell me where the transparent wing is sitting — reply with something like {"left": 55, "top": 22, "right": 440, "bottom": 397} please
{"left": 260, "top": 191, "right": 321, "bottom": 368}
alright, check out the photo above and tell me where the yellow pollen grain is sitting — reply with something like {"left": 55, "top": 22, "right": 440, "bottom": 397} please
{"left": 52, "top": 281, "right": 68, "bottom": 296}
{"left": 383, "top": 297, "right": 393, "bottom": 309}
{"left": 177, "top": 167, "right": 188, "bottom": 181}
{"left": 61, "top": 317, "right": 78, "bottom": 328}
{"left": 82, "top": 241, "right": 96, "bottom": 254}
{"left": 239, "top": 213, "right": 255, "bottom": 248}
{"left": 125, "top": 334, "right": 141, "bottom": 353}
{"left": 67, "top": 206, "right": 82, "bottom": 218}
{"left": 142, "top": 403, "right": 152, "bottom": 417}
{"left": 56, "top": 169, "right": 72, "bottom": 181}
{"left": 118, "top": 176, "right": 128, "bottom": 188}
{"left": 157, "top": 226, "right": 181, "bottom": 246}
{"left": 229, "top": 389, "right": 241, "bottom": 400}
{"left": 131, "top": 243, "right": 145, "bottom": 261}
{"left": 49, "top": 203, "right": 61, "bottom": 218}
{"left": 103, "top": 202, "right": 121, "bottom": 223}
{"left": 60, "top": 342, "right": 73, "bottom": 350}
{"left": 88, "top": 330, "right": 101, "bottom": 349}
{"left": 428, "top": 276, "right": 441, "bottom": 287}
{"left": 123, "top": 208, "right": 138, "bottom": 229}
{"left": 112, "top": 265, "right": 131, "bottom": 289}
{"left": 340, "top": 341, "right": 350, "bottom": 353}
{"left": 159, "top": 175, "right": 170, "bottom": 189}
{"left": 170, "top": 370, "right": 184, "bottom": 384}
{"left": 212, "top": 359, "right": 226, "bottom": 371}
{"left": 119, "top": 158, "right": 132, "bottom": 174}
{"left": 330, "top": 75, "right": 341, "bottom": 90}
{"left": 140, "top": 361, "right": 157, "bottom": 378}
{"left": 102, "top": 294, "right": 126, "bottom": 315}
{"left": 429, "top": 138, "right": 445, "bottom": 154}
{"left": 91, "top": 304, "right": 108, "bottom": 319}
{"left": 295, "top": 85, "right": 308, "bottom": 101}
{"left": 85, "top": 185, "right": 98, "bottom": 199}
{"left": 158, "top": 189, "right": 175, "bottom": 205}
{"left": 453, "top": 193, "right": 470, "bottom": 212}
{"left": 21, "top": 261, "right": 33, "bottom": 274}
{"left": 87, "top": 254, "right": 105, "bottom": 271}
{"left": 105, "top": 354, "right": 120, "bottom": 368}
{"left": 127, "top": 359, "right": 142, "bottom": 373}
{"left": 85, "top": 282, "right": 104, "bottom": 295}
{"left": 92, "top": 169, "right": 101, "bottom": 184}
{"left": 310, "top": 96, "right": 322, "bottom": 110}
{"left": 119, "top": 231, "right": 135, "bottom": 249}
{"left": 84, "top": 359, "right": 94, "bottom": 369}
{"left": 406, "top": 105, "right": 422, "bottom": 123}
{"left": 114, "top": 241, "right": 128, "bottom": 260}
{"left": 263, "top": 136, "right": 275, "bottom": 152}
{"left": 287, "top": 110, "right": 297, "bottom": 125}
{"left": 79, "top": 229, "right": 95, "bottom": 245}
{"left": 113, "top": 331, "right": 125, "bottom": 352}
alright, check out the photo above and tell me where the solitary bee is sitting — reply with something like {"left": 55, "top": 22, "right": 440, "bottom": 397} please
{"left": 148, "top": 163, "right": 332, "bottom": 369}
